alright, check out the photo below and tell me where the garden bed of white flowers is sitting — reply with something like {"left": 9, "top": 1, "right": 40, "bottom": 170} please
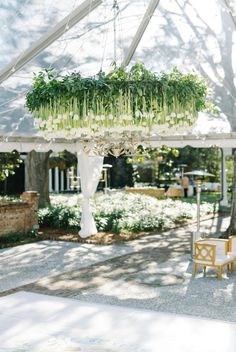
{"left": 39, "top": 192, "right": 217, "bottom": 241}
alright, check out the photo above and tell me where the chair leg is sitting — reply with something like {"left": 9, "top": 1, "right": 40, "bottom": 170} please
{"left": 230, "top": 262, "right": 234, "bottom": 273}
{"left": 203, "top": 266, "right": 206, "bottom": 276}
{"left": 217, "top": 266, "right": 223, "bottom": 280}
{"left": 193, "top": 263, "right": 198, "bottom": 277}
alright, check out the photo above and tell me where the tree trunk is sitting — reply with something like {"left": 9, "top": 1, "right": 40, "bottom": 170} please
{"left": 25, "top": 151, "right": 51, "bottom": 207}
{"left": 3, "top": 179, "right": 7, "bottom": 195}
{"left": 226, "top": 149, "right": 236, "bottom": 236}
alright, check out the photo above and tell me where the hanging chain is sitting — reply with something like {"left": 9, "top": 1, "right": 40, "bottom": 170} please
{"left": 112, "top": 0, "right": 119, "bottom": 66}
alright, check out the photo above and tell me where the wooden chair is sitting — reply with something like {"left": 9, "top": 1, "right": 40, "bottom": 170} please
{"left": 228, "top": 236, "right": 236, "bottom": 259}
{"left": 193, "top": 240, "right": 234, "bottom": 279}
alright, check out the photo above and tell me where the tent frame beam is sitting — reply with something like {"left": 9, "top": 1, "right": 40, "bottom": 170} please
{"left": 0, "top": 133, "right": 235, "bottom": 152}
{"left": 122, "top": 0, "right": 160, "bottom": 67}
{"left": 0, "top": 0, "right": 102, "bottom": 84}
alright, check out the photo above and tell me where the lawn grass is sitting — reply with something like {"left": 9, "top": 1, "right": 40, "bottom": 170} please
{"left": 179, "top": 192, "right": 230, "bottom": 204}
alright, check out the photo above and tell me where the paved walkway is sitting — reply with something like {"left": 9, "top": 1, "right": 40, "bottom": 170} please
{"left": 0, "top": 214, "right": 230, "bottom": 293}
{"left": 1, "top": 215, "right": 236, "bottom": 351}
{"left": 0, "top": 240, "right": 136, "bottom": 293}
{"left": 1, "top": 215, "right": 224, "bottom": 293}
{"left": 1, "top": 291, "right": 236, "bottom": 352}
{"left": 1, "top": 215, "right": 235, "bottom": 324}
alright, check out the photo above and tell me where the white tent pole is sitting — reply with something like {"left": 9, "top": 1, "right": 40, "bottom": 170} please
{"left": 0, "top": 0, "right": 102, "bottom": 84}
{"left": 220, "top": 148, "right": 231, "bottom": 207}
{"left": 121, "top": 0, "right": 160, "bottom": 67}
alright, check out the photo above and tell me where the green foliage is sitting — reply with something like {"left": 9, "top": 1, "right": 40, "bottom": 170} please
{"left": 0, "top": 195, "right": 21, "bottom": 202}
{"left": 38, "top": 205, "right": 81, "bottom": 229}
{"left": 0, "top": 152, "right": 22, "bottom": 182}
{"left": 26, "top": 64, "right": 212, "bottom": 139}
{"left": 0, "top": 229, "right": 38, "bottom": 246}
{"left": 39, "top": 193, "right": 217, "bottom": 234}
{"left": 159, "top": 146, "right": 221, "bottom": 181}
{"left": 127, "top": 146, "right": 179, "bottom": 184}
{"left": 49, "top": 150, "right": 77, "bottom": 170}
{"left": 127, "top": 145, "right": 179, "bottom": 165}
{"left": 94, "top": 208, "right": 124, "bottom": 233}
{"left": 104, "top": 155, "right": 134, "bottom": 188}
{"left": 226, "top": 155, "right": 233, "bottom": 187}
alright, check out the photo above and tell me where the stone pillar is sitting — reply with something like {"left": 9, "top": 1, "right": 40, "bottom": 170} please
{"left": 49, "top": 169, "right": 53, "bottom": 192}
{"left": 66, "top": 169, "right": 70, "bottom": 190}
{"left": 220, "top": 148, "right": 231, "bottom": 207}
{"left": 55, "top": 167, "right": 59, "bottom": 193}
{"left": 60, "top": 170, "right": 64, "bottom": 192}
{"left": 70, "top": 166, "right": 74, "bottom": 190}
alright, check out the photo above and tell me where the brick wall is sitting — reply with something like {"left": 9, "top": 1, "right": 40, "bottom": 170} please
{"left": 0, "top": 192, "right": 39, "bottom": 236}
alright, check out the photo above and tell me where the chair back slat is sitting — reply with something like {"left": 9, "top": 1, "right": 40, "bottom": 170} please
{"left": 198, "top": 238, "right": 229, "bottom": 255}
{"left": 194, "top": 243, "right": 216, "bottom": 265}
{"left": 230, "top": 237, "right": 236, "bottom": 252}
{"left": 202, "top": 240, "right": 226, "bottom": 255}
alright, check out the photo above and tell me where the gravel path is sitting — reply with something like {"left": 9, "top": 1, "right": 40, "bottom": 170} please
{"left": 0, "top": 241, "right": 136, "bottom": 292}
{"left": 0, "top": 215, "right": 233, "bottom": 323}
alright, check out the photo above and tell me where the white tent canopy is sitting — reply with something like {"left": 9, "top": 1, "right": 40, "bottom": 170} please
{"left": 1, "top": 0, "right": 236, "bottom": 237}
{"left": 0, "top": 0, "right": 235, "bottom": 137}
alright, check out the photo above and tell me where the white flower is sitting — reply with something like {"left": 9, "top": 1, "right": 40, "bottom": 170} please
{"left": 87, "top": 112, "right": 94, "bottom": 120}
{"left": 149, "top": 112, "right": 154, "bottom": 118}
{"left": 73, "top": 114, "right": 79, "bottom": 121}
{"left": 63, "top": 114, "right": 67, "bottom": 120}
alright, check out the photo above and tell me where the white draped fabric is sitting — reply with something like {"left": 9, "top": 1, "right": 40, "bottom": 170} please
{"left": 77, "top": 151, "right": 104, "bottom": 238}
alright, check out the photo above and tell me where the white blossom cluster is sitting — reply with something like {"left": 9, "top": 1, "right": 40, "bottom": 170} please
{"left": 46, "top": 192, "right": 216, "bottom": 233}
{"left": 34, "top": 110, "right": 197, "bottom": 140}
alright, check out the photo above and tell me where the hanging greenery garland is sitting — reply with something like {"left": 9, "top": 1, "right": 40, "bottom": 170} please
{"left": 26, "top": 63, "right": 213, "bottom": 140}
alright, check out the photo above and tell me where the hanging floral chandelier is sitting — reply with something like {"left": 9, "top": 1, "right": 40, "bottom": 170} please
{"left": 26, "top": 63, "right": 212, "bottom": 155}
